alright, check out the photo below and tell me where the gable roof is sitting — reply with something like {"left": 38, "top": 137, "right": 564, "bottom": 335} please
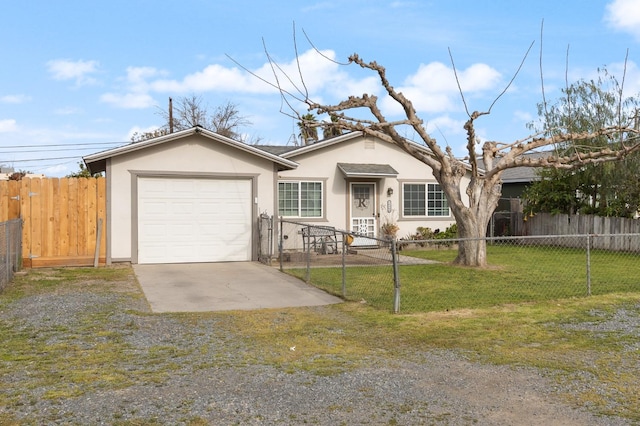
{"left": 279, "top": 132, "right": 365, "bottom": 159}
{"left": 337, "top": 163, "right": 399, "bottom": 178}
{"left": 83, "top": 126, "right": 298, "bottom": 174}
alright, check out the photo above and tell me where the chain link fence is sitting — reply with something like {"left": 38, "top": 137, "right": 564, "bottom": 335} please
{"left": 0, "top": 219, "right": 22, "bottom": 292}
{"left": 278, "top": 219, "right": 401, "bottom": 311}
{"left": 274, "top": 218, "right": 640, "bottom": 314}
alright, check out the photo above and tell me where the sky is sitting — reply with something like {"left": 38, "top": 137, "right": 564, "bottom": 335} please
{"left": 2, "top": 0, "right": 640, "bottom": 177}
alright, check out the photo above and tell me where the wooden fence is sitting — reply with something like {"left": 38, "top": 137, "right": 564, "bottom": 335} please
{"left": 523, "top": 212, "right": 640, "bottom": 235}
{"left": 522, "top": 212, "right": 640, "bottom": 251}
{"left": 0, "top": 178, "right": 106, "bottom": 268}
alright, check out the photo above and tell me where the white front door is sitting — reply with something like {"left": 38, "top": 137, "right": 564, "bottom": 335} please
{"left": 350, "top": 183, "right": 377, "bottom": 246}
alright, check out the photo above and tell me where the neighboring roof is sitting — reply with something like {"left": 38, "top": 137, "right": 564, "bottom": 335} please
{"left": 478, "top": 151, "right": 551, "bottom": 184}
{"left": 83, "top": 126, "right": 298, "bottom": 174}
{"left": 337, "top": 163, "right": 399, "bottom": 178}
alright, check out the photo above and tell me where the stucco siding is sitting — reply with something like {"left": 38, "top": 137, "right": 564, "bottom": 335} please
{"left": 108, "top": 134, "right": 276, "bottom": 261}
{"left": 279, "top": 135, "right": 467, "bottom": 238}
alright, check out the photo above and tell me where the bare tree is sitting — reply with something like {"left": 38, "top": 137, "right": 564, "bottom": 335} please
{"left": 132, "top": 96, "right": 257, "bottom": 143}
{"left": 254, "top": 39, "right": 640, "bottom": 267}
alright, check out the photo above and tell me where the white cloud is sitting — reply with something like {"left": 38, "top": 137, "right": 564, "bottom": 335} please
{"left": 0, "top": 119, "right": 18, "bottom": 132}
{"left": 513, "top": 110, "right": 533, "bottom": 124}
{"left": 606, "top": 0, "right": 640, "bottom": 39}
{"left": 47, "top": 59, "right": 99, "bottom": 86}
{"left": 606, "top": 60, "right": 640, "bottom": 96}
{"left": 100, "top": 92, "right": 156, "bottom": 109}
{"left": 148, "top": 49, "right": 343, "bottom": 96}
{"left": 425, "top": 115, "right": 465, "bottom": 137}
{"left": 98, "top": 67, "right": 165, "bottom": 110}
{"left": 101, "top": 49, "right": 379, "bottom": 114}
{"left": 381, "top": 61, "right": 502, "bottom": 115}
{"left": 151, "top": 64, "right": 260, "bottom": 93}
{"left": 1, "top": 94, "right": 31, "bottom": 104}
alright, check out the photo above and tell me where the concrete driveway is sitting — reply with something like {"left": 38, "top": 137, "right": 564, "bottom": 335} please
{"left": 132, "top": 262, "right": 342, "bottom": 313}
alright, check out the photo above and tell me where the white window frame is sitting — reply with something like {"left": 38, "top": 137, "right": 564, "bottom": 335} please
{"left": 402, "top": 182, "right": 450, "bottom": 217}
{"left": 278, "top": 180, "right": 324, "bottom": 218}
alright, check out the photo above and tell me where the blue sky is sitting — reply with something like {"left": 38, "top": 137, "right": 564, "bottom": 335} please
{"left": 2, "top": 0, "right": 640, "bottom": 176}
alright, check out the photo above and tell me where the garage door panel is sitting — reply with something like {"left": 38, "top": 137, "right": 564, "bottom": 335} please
{"left": 138, "top": 177, "right": 252, "bottom": 264}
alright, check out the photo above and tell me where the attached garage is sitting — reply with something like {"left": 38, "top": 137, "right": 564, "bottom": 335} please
{"left": 137, "top": 177, "right": 252, "bottom": 264}
{"left": 82, "top": 126, "right": 297, "bottom": 265}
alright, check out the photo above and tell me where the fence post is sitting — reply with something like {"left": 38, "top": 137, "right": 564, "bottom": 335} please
{"left": 279, "top": 216, "right": 284, "bottom": 272}
{"left": 4, "top": 222, "right": 8, "bottom": 285}
{"left": 15, "top": 220, "right": 22, "bottom": 271}
{"left": 391, "top": 238, "right": 401, "bottom": 313}
{"left": 305, "top": 227, "right": 311, "bottom": 283}
{"left": 586, "top": 234, "right": 592, "bottom": 296}
{"left": 341, "top": 233, "right": 346, "bottom": 297}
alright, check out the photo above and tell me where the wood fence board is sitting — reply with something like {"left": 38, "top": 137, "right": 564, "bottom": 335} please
{"left": 77, "top": 178, "right": 88, "bottom": 256}
{"left": 41, "top": 178, "right": 52, "bottom": 258}
{"left": 59, "top": 179, "right": 69, "bottom": 257}
{"left": 29, "top": 179, "right": 42, "bottom": 259}
{"left": 67, "top": 178, "right": 79, "bottom": 257}
{"left": 97, "top": 178, "right": 107, "bottom": 257}
{"left": 0, "top": 181, "right": 7, "bottom": 222}
{"left": 9, "top": 181, "right": 19, "bottom": 219}
{"left": 19, "top": 180, "right": 31, "bottom": 265}
{"left": 86, "top": 178, "right": 97, "bottom": 254}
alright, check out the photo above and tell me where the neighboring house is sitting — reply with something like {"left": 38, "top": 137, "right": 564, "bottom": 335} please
{"left": 84, "top": 126, "right": 468, "bottom": 265}
{"left": 478, "top": 151, "right": 546, "bottom": 212}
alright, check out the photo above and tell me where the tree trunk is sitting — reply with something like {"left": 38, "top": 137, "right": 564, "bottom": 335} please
{"left": 445, "top": 177, "right": 500, "bottom": 268}
{"left": 452, "top": 214, "right": 490, "bottom": 267}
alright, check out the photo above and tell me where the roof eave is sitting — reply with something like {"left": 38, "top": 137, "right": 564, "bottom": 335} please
{"left": 83, "top": 126, "right": 298, "bottom": 173}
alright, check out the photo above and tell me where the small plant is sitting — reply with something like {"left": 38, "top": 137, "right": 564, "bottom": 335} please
{"left": 380, "top": 222, "right": 399, "bottom": 239}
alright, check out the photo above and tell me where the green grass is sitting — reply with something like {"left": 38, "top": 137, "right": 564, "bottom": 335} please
{"left": 288, "top": 244, "right": 640, "bottom": 313}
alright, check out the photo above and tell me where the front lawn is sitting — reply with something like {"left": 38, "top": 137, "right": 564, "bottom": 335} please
{"left": 287, "top": 244, "right": 640, "bottom": 313}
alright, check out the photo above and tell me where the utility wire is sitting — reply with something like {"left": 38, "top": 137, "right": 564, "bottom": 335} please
{"left": 0, "top": 147, "right": 121, "bottom": 154}
{"left": 1, "top": 155, "right": 85, "bottom": 163}
{"left": 1, "top": 141, "right": 129, "bottom": 149}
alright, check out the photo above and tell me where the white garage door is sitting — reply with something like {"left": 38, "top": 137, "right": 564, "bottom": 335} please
{"left": 138, "top": 177, "right": 252, "bottom": 264}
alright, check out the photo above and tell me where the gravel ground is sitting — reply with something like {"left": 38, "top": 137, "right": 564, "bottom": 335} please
{"left": 0, "top": 273, "right": 637, "bottom": 425}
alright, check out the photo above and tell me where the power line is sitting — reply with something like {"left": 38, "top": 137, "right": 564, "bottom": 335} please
{"left": 1, "top": 155, "right": 84, "bottom": 163}
{"left": 0, "top": 147, "right": 120, "bottom": 154}
{"left": 0, "top": 141, "right": 129, "bottom": 149}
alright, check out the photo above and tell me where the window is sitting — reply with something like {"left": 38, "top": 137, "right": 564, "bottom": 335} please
{"left": 278, "top": 181, "right": 323, "bottom": 217}
{"left": 403, "top": 183, "right": 449, "bottom": 217}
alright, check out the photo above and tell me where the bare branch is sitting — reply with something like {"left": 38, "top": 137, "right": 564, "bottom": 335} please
{"left": 302, "top": 27, "right": 351, "bottom": 66}
{"left": 487, "top": 40, "right": 534, "bottom": 114}
{"left": 617, "top": 49, "right": 629, "bottom": 139}
{"left": 292, "top": 22, "right": 310, "bottom": 101}
{"left": 448, "top": 47, "right": 471, "bottom": 118}
{"left": 225, "top": 52, "right": 304, "bottom": 104}
{"left": 539, "top": 19, "right": 548, "bottom": 119}
{"left": 486, "top": 127, "right": 640, "bottom": 179}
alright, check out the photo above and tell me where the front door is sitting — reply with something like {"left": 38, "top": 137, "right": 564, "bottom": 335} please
{"left": 350, "top": 183, "right": 377, "bottom": 246}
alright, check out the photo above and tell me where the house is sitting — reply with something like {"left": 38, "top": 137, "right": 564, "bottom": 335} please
{"left": 84, "top": 126, "right": 466, "bottom": 264}
{"left": 478, "top": 152, "right": 545, "bottom": 236}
